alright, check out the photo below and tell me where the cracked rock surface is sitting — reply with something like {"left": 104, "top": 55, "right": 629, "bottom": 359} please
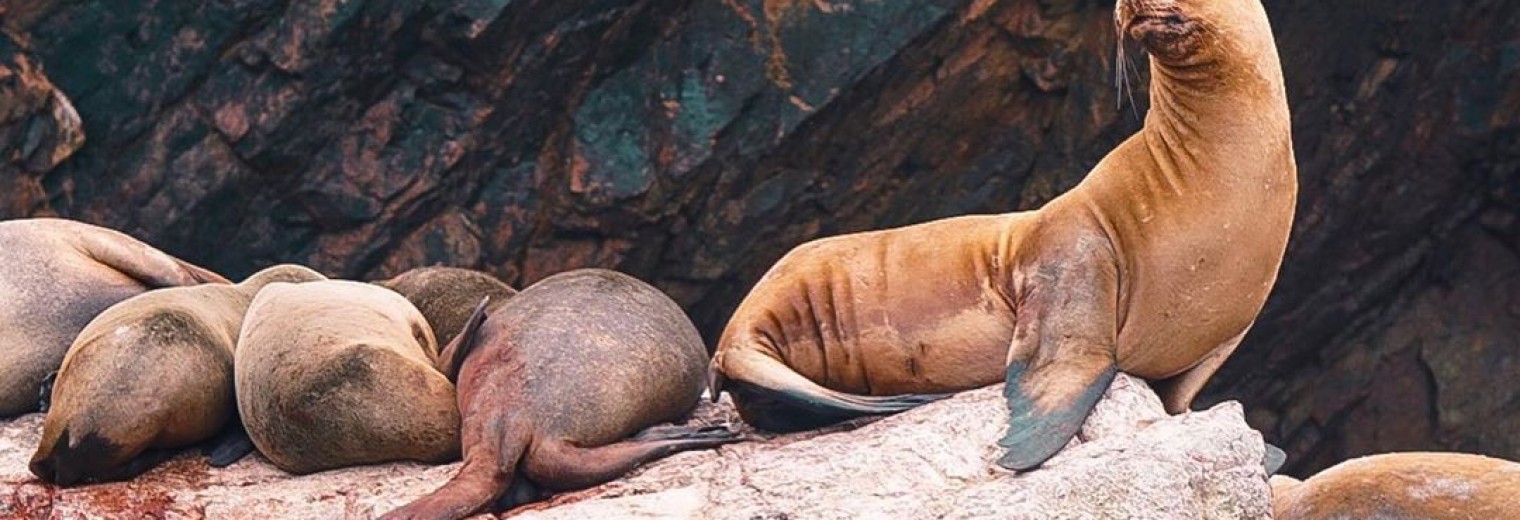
{"left": 0, "top": 374, "right": 1271, "bottom": 519}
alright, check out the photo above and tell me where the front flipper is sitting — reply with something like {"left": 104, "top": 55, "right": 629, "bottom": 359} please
{"left": 37, "top": 371, "right": 58, "bottom": 413}
{"left": 998, "top": 361, "right": 1116, "bottom": 470}
{"left": 997, "top": 233, "right": 1120, "bottom": 471}
{"left": 206, "top": 425, "right": 255, "bottom": 467}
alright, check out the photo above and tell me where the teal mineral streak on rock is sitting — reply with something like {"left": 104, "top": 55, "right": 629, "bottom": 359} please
{"left": 573, "top": 79, "right": 654, "bottom": 202}
{"left": 771, "top": 1, "right": 954, "bottom": 128}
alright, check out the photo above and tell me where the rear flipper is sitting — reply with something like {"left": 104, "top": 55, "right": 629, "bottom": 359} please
{"left": 206, "top": 424, "right": 255, "bottom": 467}
{"left": 1263, "top": 442, "right": 1287, "bottom": 475}
{"left": 630, "top": 424, "right": 738, "bottom": 442}
{"left": 37, "top": 371, "right": 57, "bottom": 413}
{"left": 716, "top": 348, "right": 951, "bottom": 432}
{"left": 519, "top": 429, "right": 746, "bottom": 499}
{"left": 492, "top": 475, "right": 547, "bottom": 513}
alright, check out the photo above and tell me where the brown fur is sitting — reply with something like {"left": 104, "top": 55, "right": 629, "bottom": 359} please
{"left": 376, "top": 267, "right": 518, "bottom": 348}
{"left": 381, "top": 269, "right": 741, "bottom": 520}
{"left": 710, "top": 0, "right": 1297, "bottom": 469}
{"left": 1272, "top": 452, "right": 1520, "bottom": 519}
{"left": 235, "top": 279, "right": 459, "bottom": 475}
{"left": 28, "top": 265, "right": 326, "bottom": 485}
{"left": 0, "top": 218, "right": 228, "bottom": 417}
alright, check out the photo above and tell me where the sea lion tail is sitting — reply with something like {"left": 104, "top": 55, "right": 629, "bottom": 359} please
{"left": 439, "top": 296, "right": 491, "bottom": 382}
{"left": 722, "top": 348, "right": 952, "bottom": 419}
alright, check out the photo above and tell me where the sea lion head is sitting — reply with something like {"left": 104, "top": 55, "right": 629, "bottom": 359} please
{"left": 1116, "top": 0, "right": 1279, "bottom": 76}
{"left": 237, "top": 264, "right": 327, "bottom": 293}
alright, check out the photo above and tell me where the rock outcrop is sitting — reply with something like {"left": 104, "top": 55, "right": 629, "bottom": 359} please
{"left": 0, "top": 375, "right": 1271, "bottom": 519}
{"left": 1, "top": 0, "right": 1516, "bottom": 477}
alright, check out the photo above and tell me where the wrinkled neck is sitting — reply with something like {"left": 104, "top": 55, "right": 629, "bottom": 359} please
{"left": 1139, "top": 54, "right": 1291, "bottom": 191}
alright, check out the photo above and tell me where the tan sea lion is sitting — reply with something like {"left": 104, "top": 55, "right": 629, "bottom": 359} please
{"left": 235, "top": 279, "right": 460, "bottom": 475}
{"left": 375, "top": 266, "right": 518, "bottom": 347}
{"left": 0, "top": 218, "right": 228, "bottom": 417}
{"left": 708, "top": 0, "right": 1298, "bottom": 471}
{"left": 381, "top": 269, "right": 743, "bottom": 520}
{"left": 1271, "top": 452, "right": 1520, "bottom": 519}
{"left": 27, "top": 264, "right": 327, "bottom": 486}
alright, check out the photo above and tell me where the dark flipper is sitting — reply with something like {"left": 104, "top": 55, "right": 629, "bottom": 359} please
{"left": 103, "top": 448, "right": 176, "bottom": 483}
{"left": 716, "top": 348, "right": 951, "bottom": 432}
{"left": 630, "top": 424, "right": 745, "bottom": 443}
{"left": 438, "top": 296, "right": 491, "bottom": 381}
{"left": 996, "top": 234, "right": 1122, "bottom": 471}
{"left": 1263, "top": 442, "right": 1287, "bottom": 475}
{"left": 493, "top": 475, "right": 546, "bottom": 513}
{"left": 206, "top": 425, "right": 256, "bottom": 467}
{"left": 997, "top": 362, "right": 1116, "bottom": 470}
{"left": 522, "top": 430, "right": 746, "bottom": 494}
{"left": 37, "top": 371, "right": 57, "bottom": 413}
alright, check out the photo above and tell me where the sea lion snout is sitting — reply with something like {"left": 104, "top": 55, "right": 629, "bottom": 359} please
{"left": 1118, "top": 0, "right": 1202, "bottom": 60}
{"left": 28, "top": 428, "right": 121, "bottom": 486}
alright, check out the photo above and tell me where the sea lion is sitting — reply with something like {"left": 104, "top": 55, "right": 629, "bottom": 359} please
{"left": 1271, "top": 452, "right": 1520, "bottom": 519}
{"left": 376, "top": 266, "right": 518, "bottom": 347}
{"left": 235, "top": 279, "right": 459, "bottom": 475}
{"left": 708, "top": 0, "right": 1298, "bottom": 471}
{"left": 0, "top": 218, "right": 228, "bottom": 417}
{"left": 27, "top": 264, "right": 327, "bottom": 486}
{"left": 381, "top": 269, "right": 743, "bottom": 520}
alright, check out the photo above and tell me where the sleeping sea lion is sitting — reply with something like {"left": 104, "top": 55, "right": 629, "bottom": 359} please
{"left": 375, "top": 266, "right": 518, "bottom": 347}
{"left": 235, "top": 279, "right": 459, "bottom": 474}
{"left": 27, "top": 264, "right": 327, "bottom": 485}
{"left": 1271, "top": 452, "right": 1520, "bottom": 519}
{"left": 381, "top": 269, "right": 743, "bottom": 520}
{"left": 0, "top": 218, "right": 228, "bottom": 417}
{"left": 708, "top": 0, "right": 1298, "bottom": 471}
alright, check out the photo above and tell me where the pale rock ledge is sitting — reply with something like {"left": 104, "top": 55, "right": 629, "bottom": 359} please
{"left": 0, "top": 374, "right": 1271, "bottom": 519}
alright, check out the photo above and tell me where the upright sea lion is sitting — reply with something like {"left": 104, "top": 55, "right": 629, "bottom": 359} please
{"left": 235, "top": 279, "right": 459, "bottom": 475}
{"left": 1271, "top": 452, "right": 1520, "bottom": 519}
{"left": 27, "top": 264, "right": 327, "bottom": 486}
{"left": 376, "top": 266, "right": 518, "bottom": 347}
{"left": 709, "top": 0, "right": 1298, "bottom": 471}
{"left": 381, "top": 269, "right": 743, "bottom": 520}
{"left": 0, "top": 218, "right": 228, "bottom": 417}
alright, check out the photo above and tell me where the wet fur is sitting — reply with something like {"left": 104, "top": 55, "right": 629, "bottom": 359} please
{"left": 710, "top": 0, "right": 1297, "bottom": 471}
{"left": 235, "top": 279, "right": 459, "bottom": 475}
{"left": 0, "top": 218, "right": 228, "bottom": 417}
{"left": 376, "top": 267, "right": 519, "bottom": 348}
{"left": 381, "top": 269, "right": 742, "bottom": 520}
{"left": 1272, "top": 452, "right": 1520, "bottom": 519}
{"left": 28, "top": 264, "right": 325, "bottom": 485}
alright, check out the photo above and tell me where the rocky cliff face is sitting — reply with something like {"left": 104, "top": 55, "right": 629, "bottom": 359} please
{"left": 0, "top": 375, "right": 1272, "bottom": 519}
{"left": 0, "top": 0, "right": 1516, "bottom": 477}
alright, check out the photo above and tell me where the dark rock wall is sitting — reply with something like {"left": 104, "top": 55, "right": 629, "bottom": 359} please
{"left": 0, "top": 0, "right": 1516, "bottom": 476}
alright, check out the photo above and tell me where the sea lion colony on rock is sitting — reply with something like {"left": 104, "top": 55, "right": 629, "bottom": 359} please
{"left": 29, "top": 264, "right": 326, "bottom": 485}
{"left": 2, "top": 221, "right": 736, "bottom": 510}
{"left": 0, "top": 218, "right": 228, "bottom": 418}
{"left": 2, "top": 0, "right": 1519, "bottom": 515}
{"left": 381, "top": 269, "right": 746, "bottom": 520}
